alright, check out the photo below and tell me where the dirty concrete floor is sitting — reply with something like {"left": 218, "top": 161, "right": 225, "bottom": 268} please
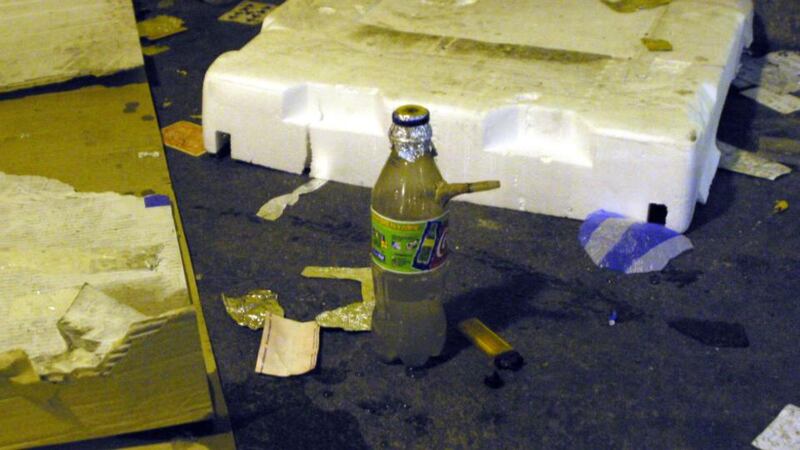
{"left": 138, "top": 1, "right": 800, "bottom": 448}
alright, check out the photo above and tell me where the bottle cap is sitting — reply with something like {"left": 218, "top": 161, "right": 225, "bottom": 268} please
{"left": 392, "top": 105, "right": 430, "bottom": 127}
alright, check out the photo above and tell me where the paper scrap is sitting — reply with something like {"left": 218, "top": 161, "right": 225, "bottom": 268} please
{"left": 302, "top": 267, "right": 375, "bottom": 331}
{"left": 774, "top": 200, "right": 789, "bottom": 214}
{"left": 257, "top": 179, "right": 328, "bottom": 221}
{"left": 752, "top": 405, "right": 800, "bottom": 450}
{"left": 641, "top": 38, "right": 672, "bottom": 52}
{"left": 578, "top": 210, "right": 693, "bottom": 274}
{"left": 162, "top": 120, "right": 206, "bottom": 157}
{"left": 222, "top": 290, "right": 284, "bottom": 330}
{"left": 219, "top": 1, "right": 275, "bottom": 26}
{"left": 734, "top": 52, "right": 800, "bottom": 94}
{"left": 740, "top": 87, "right": 800, "bottom": 115}
{"left": 759, "top": 136, "right": 800, "bottom": 167}
{"left": 0, "top": 172, "right": 187, "bottom": 376}
{"left": 137, "top": 15, "right": 187, "bottom": 40}
{"left": 718, "top": 142, "right": 792, "bottom": 180}
{"left": 255, "top": 314, "right": 319, "bottom": 377}
{"left": 142, "top": 45, "right": 170, "bottom": 56}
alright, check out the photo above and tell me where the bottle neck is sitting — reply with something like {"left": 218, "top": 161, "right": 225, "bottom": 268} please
{"left": 389, "top": 123, "right": 435, "bottom": 162}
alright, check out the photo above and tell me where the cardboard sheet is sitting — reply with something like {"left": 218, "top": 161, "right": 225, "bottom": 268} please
{"left": 255, "top": 314, "right": 320, "bottom": 377}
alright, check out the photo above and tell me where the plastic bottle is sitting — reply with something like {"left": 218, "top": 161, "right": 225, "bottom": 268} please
{"left": 370, "top": 105, "right": 500, "bottom": 366}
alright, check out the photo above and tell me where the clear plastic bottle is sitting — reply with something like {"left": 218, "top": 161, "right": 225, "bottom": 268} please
{"left": 370, "top": 105, "right": 500, "bottom": 367}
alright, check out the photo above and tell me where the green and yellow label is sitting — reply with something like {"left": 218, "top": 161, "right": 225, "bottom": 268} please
{"left": 371, "top": 209, "right": 448, "bottom": 274}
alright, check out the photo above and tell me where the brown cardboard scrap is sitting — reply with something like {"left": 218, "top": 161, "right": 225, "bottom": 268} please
{"left": 162, "top": 120, "right": 206, "bottom": 157}
{"left": 137, "top": 15, "right": 187, "bottom": 40}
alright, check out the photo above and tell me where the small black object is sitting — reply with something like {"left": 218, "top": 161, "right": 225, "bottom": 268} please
{"left": 668, "top": 318, "right": 749, "bottom": 348}
{"left": 494, "top": 351, "right": 525, "bottom": 371}
{"left": 484, "top": 371, "right": 505, "bottom": 389}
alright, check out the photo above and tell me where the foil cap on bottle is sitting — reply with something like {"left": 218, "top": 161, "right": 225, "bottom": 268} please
{"left": 389, "top": 105, "right": 434, "bottom": 162}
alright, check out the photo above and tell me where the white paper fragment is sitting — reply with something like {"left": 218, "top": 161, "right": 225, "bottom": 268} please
{"left": 718, "top": 142, "right": 792, "bottom": 180}
{"left": 740, "top": 88, "right": 800, "bottom": 115}
{"left": 255, "top": 313, "right": 320, "bottom": 377}
{"left": 256, "top": 178, "right": 328, "bottom": 221}
{"left": 0, "top": 172, "right": 187, "bottom": 376}
{"left": 752, "top": 404, "right": 800, "bottom": 450}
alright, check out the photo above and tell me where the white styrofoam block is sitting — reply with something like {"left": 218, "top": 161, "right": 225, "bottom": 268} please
{"left": 203, "top": 0, "right": 753, "bottom": 232}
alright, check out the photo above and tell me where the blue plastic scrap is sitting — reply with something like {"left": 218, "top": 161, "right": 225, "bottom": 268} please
{"left": 579, "top": 210, "right": 693, "bottom": 274}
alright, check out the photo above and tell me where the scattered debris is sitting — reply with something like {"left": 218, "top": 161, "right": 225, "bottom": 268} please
{"left": 255, "top": 313, "right": 320, "bottom": 377}
{"left": 483, "top": 371, "right": 505, "bottom": 389}
{"left": 256, "top": 178, "right": 328, "bottom": 221}
{"left": 162, "top": 100, "right": 173, "bottom": 108}
{"left": 222, "top": 289, "right": 284, "bottom": 330}
{"left": 219, "top": 1, "right": 275, "bottom": 26}
{"left": 157, "top": 0, "right": 175, "bottom": 8}
{"left": 601, "top": 0, "right": 672, "bottom": 13}
{"left": 162, "top": 120, "right": 206, "bottom": 157}
{"left": 752, "top": 404, "right": 800, "bottom": 450}
{"left": 176, "top": 69, "right": 188, "bottom": 77}
{"left": 138, "top": 151, "right": 160, "bottom": 158}
{"left": 608, "top": 310, "right": 618, "bottom": 326}
{"left": 641, "top": 38, "right": 673, "bottom": 52}
{"left": 734, "top": 51, "right": 800, "bottom": 114}
{"left": 718, "top": 141, "right": 792, "bottom": 180}
{"left": 579, "top": 210, "right": 693, "bottom": 274}
{"left": 303, "top": 267, "right": 375, "bottom": 331}
{"left": 142, "top": 45, "right": 170, "bottom": 56}
{"left": 137, "top": 15, "right": 187, "bottom": 41}
{"left": 190, "top": 114, "right": 203, "bottom": 121}
{"left": 734, "top": 51, "right": 800, "bottom": 95}
{"left": 458, "top": 318, "right": 524, "bottom": 371}
{"left": 773, "top": 200, "right": 789, "bottom": 214}
{"left": 667, "top": 319, "right": 749, "bottom": 348}
{"left": 759, "top": 136, "right": 800, "bottom": 168}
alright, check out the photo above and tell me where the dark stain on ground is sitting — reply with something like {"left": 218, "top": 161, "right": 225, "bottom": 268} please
{"left": 484, "top": 371, "right": 505, "bottom": 389}
{"left": 287, "top": 214, "right": 368, "bottom": 244}
{"left": 649, "top": 268, "right": 703, "bottom": 287}
{"left": 404, "top": 414, "right": 433, "bottom": 436}
{"left": 191, "top": 204, "right": 262, "bottom": 223}
{"left": 357, "top": 396, "right": 411, "bottom": 417}
{"left": 668, "top": 319, "right": 750, "bottom": 348}
{"left": 123, "top": 101, "right": 140, "bottom": 113}
{"left": 312, "top": 363, "right": 349, "bottom": 385}
{"left": 141, "top": 114, "right": 155, "bottom": 121}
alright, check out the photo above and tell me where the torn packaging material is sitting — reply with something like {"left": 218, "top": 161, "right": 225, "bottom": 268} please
{"left": 579, "top": 210, "right": 693, "bottom": 274}
{"left": 0, "top": 172, "right": 212, "bottom": 448}
{"left": 257, "top": 179, "right": 328, "bottom": 221}
{"left": 302, "top": 266, "right": 375, "bottom": 331}
{"left": 255, "top": 313, "right": 320, "bottom": 377}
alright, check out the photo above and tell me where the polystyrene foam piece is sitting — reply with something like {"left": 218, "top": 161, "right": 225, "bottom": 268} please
{"left": 203, "top": 0, "right": 753, "bottom": 232}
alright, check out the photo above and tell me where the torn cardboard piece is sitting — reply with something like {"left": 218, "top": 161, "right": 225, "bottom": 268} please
{"left": 162, "top": 120, "right": 206, "bottom": 157}
{"left": 740, "top": 87, "right": 800, "bottom": 115}
{"left": 752, "top": 404, "right": 800, "bottom": 450}
{"left": 142, "top": 44, "right": 170, "bottom": 56}
{"left": 0, "top": 172, "right": 187, "bottom": 377}
{"left": 137, "top": 15, "right": 187, "bottom": 40}
{"left": 578, "top": 210, "right": 693, "bottom": 274}
{"left": 255, "top": 313, "right": 320, "bottom": 377}
{"left": 734, "top": 51, "right": 800, "bottom": 114}
{"left": 718, "top": 141, "right": 792, "bottom": 180}
{"left": 302, "top": 267, "right": 375, "bottom": 331}
{"left": 257, "top": 179, "right": 328, "bottom": 221}
{"left": 222, "top": 289, "right": 284, "bottom": 330}
{"left": 759, "top": 136, "right": 800, "bottom": 167}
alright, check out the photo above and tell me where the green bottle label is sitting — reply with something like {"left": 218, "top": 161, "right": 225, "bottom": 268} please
{"left": 371, "top": 209, "right": 448, "bottom": 274}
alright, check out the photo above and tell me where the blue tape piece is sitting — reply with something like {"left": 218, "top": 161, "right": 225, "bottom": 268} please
{"left": 599, "top": 222, "right": 680, "bottom": 272}
{"left": 144, "top": 194, "right": 171, "bottom": 208}
{"left": 578, "top": 210, "right": 626, "bottom": 246}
